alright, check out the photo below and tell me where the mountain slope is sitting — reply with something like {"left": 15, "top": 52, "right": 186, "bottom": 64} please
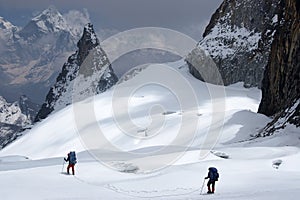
{"left": 0, "top": 60, "right": 267, "bottom": 158}
{"left": 35, "top": 23, "right": 118, "bottom": 121}
{"left": 187, "top": 0, "right": 280, "bottom": 87}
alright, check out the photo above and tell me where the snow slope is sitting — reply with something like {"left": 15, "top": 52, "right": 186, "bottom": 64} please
{"left": 0, "top": 60, "right": 300, "bottom": 200}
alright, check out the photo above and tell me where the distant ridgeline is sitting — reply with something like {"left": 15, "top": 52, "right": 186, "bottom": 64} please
{"left": 0, "top": 6, "right": 89, "bottom": 103}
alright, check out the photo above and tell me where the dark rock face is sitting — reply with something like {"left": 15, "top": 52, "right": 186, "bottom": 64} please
{"left": 258, "top": 0, "right": 300, "bottom": 135}
{"left": 35, "top": 23, "right": 118, "bottom": 121}
{"left": 187, "top": 0, "right": 280, "bottom": 87}
{"left": 0, "top": 122, "right": 22, "bottom": 149}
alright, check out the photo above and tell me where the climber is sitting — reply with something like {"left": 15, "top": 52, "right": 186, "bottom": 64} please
{"left": 64, "top": 151, "right": 77, "bottom": 175}
{"left": 205, "top": 167, "right": 219, "bottom": 194}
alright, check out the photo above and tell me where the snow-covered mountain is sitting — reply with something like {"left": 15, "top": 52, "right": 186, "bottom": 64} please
{"left": 0, "top": 96, "right": 30, "bottom": 126}
{"left": 0, "top": 16, "right": 18, "bottom": 46}
{"left": 0, "top": 95, "right": 39, "bottom": 149}
{"left": 35, "top": 23, "right": 118, "bottom": 121}
{"left": 187, "top": 0, "right": 280, "bottom": 87}
{"left": 0, "top": 6, "right": 90, "bottom": 103}
{"left": 19, "top": 6, "right": 73, "bottom": 41}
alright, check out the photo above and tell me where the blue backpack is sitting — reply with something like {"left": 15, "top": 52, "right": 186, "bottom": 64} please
{"left": 69, "top": 151, "right": 77, "bottom": 164}
{"left": 209, "top": 167, "right": 219, "bottom": 181}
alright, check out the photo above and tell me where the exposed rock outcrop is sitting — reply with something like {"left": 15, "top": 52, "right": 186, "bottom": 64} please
{"left": 0, "top": 122, "right": 23, "bottom": 149}
{"left": 258, "top": 0, "right": 299, "bottom": 135}
{"left": 0, "top": 95, "right": 38, "bottom": 149}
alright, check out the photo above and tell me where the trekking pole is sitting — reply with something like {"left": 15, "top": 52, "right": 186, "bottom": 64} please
{"left": 61, "top": 159, "right": 65, "bottom": 173}
{"left": 200, "top": 178, "right": 206, "bottom": 195}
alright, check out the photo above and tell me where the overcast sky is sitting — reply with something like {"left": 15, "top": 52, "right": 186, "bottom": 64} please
{"left": 0, "top": 0, "right": 223, "bottom": 40}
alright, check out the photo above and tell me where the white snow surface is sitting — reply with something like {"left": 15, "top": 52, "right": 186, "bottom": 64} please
{"left": 1, "top": 60, "right": 300, "bottom": 200}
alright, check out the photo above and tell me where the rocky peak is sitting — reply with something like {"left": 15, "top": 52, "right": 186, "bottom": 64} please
{"left": 77, "top": 23, "right": 100, "bottom": 65}
{"left": 258, "top": 0, "right": 299, "bottom": 135}
{"left": 203, "top": 0, "right": 278, "bottom": 37}
{"left": 18, "top": 6, "right": 70, "bottom": 40}
{"left": 187, "top": 0, "right": 280, "bottom": 87}
{"left": 35, "top": 23, "right": 118, "bottom": 121}
{"left": 36, "top": 5, "right": 60, "bottom": 18}
{"left": 0, "top": 16, "right": 18, "bottom": 42}
{"left": 0, "top": 16, "right": 16, "bottom": 30}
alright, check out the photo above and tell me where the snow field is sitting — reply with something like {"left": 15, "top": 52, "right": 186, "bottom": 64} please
{"left": 1, "top": 60, "right": 299, "bottom": 199}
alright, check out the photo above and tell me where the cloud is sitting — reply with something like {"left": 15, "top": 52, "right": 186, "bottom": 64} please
{"left": 63, "top": 9, "right": 90, "bottom": 36}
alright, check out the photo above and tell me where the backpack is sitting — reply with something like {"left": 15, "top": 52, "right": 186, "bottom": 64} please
{"left": 69, "top": 151, "right": 77, "bottom": 164}
{"left": 209, "top": 167, "right": 219, "bottom": 181}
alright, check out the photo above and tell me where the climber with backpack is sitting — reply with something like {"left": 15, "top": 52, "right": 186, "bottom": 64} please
{"left": 64, "top": 151, "right": 77, "bottom": 175}
{"left": 204, "top": 167, "right": 219, "bottom": 194}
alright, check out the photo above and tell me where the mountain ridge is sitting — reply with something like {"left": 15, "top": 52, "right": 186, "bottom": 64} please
{"left": 35, "top": 23, "right": 118, "bottom": 121}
